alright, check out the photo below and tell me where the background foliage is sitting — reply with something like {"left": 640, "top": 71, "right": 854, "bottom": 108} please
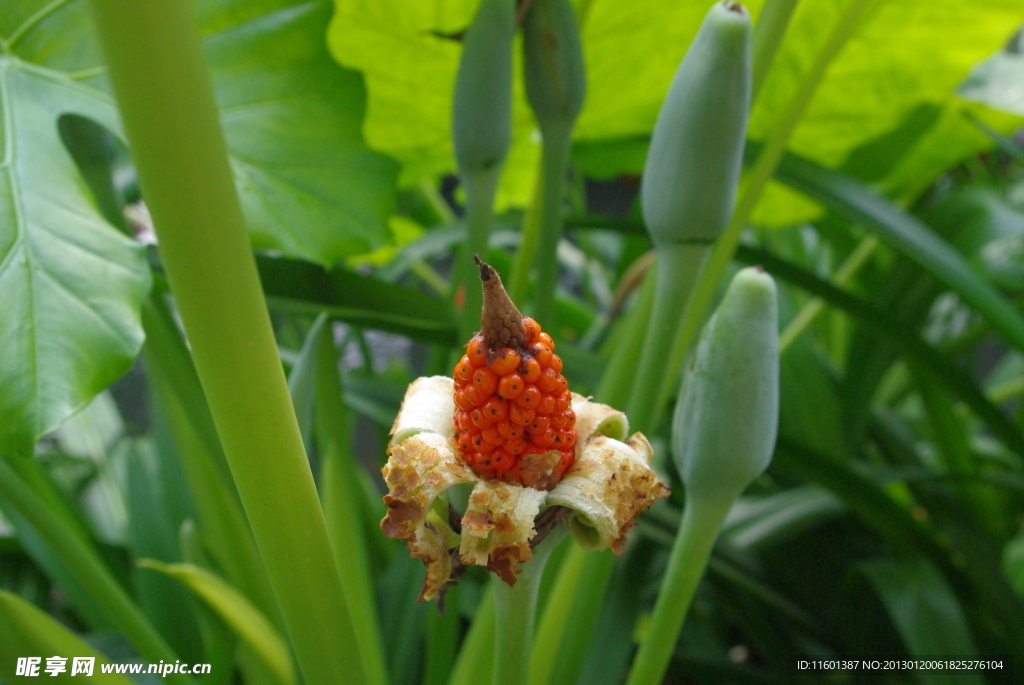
{"left": 2, "top": 0, "right": 1024, "bottom": 683}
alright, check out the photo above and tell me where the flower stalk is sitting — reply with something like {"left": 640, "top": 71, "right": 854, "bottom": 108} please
{"left": 627, "top": 1, "right": 752, "bottom": 433}
{"left": 451, "top": 0, "right": 517, "bottom": 340}
{"left": 626, "top": 267, "right": 779, "bottom": 685}
{"left": 522, "top": 0, "right": 587, "bottom": 323}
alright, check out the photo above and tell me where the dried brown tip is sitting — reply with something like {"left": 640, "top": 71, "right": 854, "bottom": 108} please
{"left": 474, "top": 255, "right": 526, "bottom": 349}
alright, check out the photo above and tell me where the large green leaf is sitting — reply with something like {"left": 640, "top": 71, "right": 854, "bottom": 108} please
{"left": 0, "top": 45, "right": 150, "bottom": 456}
{"left": 0, "top": 0, "right": 396, "bottom": 454}
{"left": 328, "top": 0, "right": 1021, "bottom": 223}
{"left": 200, "top": 0, "right": 399, "bottom": 265}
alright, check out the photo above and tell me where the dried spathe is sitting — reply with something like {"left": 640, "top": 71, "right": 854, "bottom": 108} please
{"left": 382, "top": 377, "right": 669, "bottom": 600}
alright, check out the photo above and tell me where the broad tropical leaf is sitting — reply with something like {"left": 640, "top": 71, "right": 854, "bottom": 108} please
{"left": 0, "top": 0, "right": 397, "bottom": 453}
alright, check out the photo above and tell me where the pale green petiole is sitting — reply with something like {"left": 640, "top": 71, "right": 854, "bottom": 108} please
{"left": 624, "top": 496, "right": 733, "bottom": 685}
{"left": 492, "top": 525, "right": 567, "bottom": 685}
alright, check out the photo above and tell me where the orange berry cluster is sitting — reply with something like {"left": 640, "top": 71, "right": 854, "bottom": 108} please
{"left": 452, "top": 316, "right": 577, "bottom": 485}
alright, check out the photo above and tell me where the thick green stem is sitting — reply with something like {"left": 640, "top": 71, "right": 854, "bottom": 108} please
{"left": 0, "top": 458, "right": 193, "bottom": 685}
{"left": 448, "top": 589, "right": 496, "bottom": 685}
{"left": 492, "top": 528, "right": 566, "bottom": 685}
{"left": 87, "top": 2, "right": 365, "bottom": 683}
{"left": 625, "top": 496, "right": 733, "bottom": 685}
{"left": 626, "top": 244, "right": 709, "bottom": 434}
{"left": 532, "top": 130, "right": 575, "bottom": 324}
{"left": 455, "top": 167, "right": 502, "bottom": 341}
{"left": 656, "top": 0, "right": 872, "bottom": 416}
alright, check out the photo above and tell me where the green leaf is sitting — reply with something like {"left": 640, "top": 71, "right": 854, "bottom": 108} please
{"left": 0, "top": 456, "right": 189, "bottom": 681}
{"left": 861, "top": 557, "right": 983, "bottom": 685}
{"left": 1, "top": 0, "right": 397, "bottom": 454}
{"left": 307, "top": 314, "right": 389, "bottom": 685}
{"left": 327, "top": 0, "right": 540, "bottom": 208}
{"left": 773, "top": 151, "right": 1024, "bottom": 354}
{"left": 139, "top": 560, "right": 295, "bottom": 685}
{"left": 200, "top": 0, "right": 399, "bottom": 266}
{"left": 328, "top": 0, "right": 1021, "bottom": 225}
{"left": 0, "top": 46, "right": 151, "bottom": 456}
{"left": 0, "top": 589, "right": 134, "bottom": 684}
{"left": 257, "top": 253, "right": 457, "bottom": 345}
{"left": 736, "top": 245, "right": 1024, "bottom": 459}
{"left": 141, "top": 296, "right": 281, "bottom": 629}
{"left": 750, "top": 0, "right": 1024, "bottom": 226}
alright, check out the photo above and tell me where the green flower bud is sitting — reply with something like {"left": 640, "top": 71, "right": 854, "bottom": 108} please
{"left": 673, "top": 267, "right": 779, "bottom": 502}
{"left": 523, "top": 0, "right": 586, "bottom": 137}
{"left": 452, "top": 0, "right": 516, "bottom": 176}
{"left": 641, "top": 1, "right": 751, "bottom": 246}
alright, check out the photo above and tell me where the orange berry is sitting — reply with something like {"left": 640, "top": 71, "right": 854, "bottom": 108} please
{"left": 470, "top": 408, "right": 492, "bottom": 430}
{"left": 531, "top": 342, "right": 553, "bottom": 366}
{"left": 501, "top": 464, "right": 525, "bottom": 484}
{"left": 464, "top": 385, "right": 487, "bottom": 407}
{"left": 514, "top": 384, "right": 541, "bottom": 409}
{"left": 522, "top": 317, "right": 541, "bottom": 342}
{"left": 505, "top": 437, "right": 527, "bottom": 455}
{"left": 509, "top": 404, "right": 536, "bottom": 427}
{"left": 481, "top": 427, "right": 504, "bottom": 446}
{"left": 520, "top": 356, "right": 542, "bottom": 382}
{"left": 527, "top": 415, "right": 551, "bottom": 435}
{"left": 473, "top": 367, "right": 499, "bottom": 396}
{"left": 467, "top": 336, "right": 488, "bottom": 367}
{"left": 497, "top": 422, "right": 522, "bottom": 439}
{"left": 455, "top": 356, "right": 475, "bottom": 382}
{"left": 482, "top": 397, "right": 508, "bottom": 422}
{"left": 455, "top": 389, "right": 474, "bottom": 410}
{"left": 537, "top": 368, "right": 560, "bottom": 393}
{"left": 489, "top": 347, "right": 521, "bottom": 375}
{"left": 451, "top": 260, "right": 578, "bottom": 487}
{"left": 472, "top": 433, "right": 497, "bottom": 453}
{"left": 532, "top": 428, "right": 556, "bottom": 448}
{"left": 554, "top": 453, "right": 573, "bottom": 479}
{"left": 491, "top": 450, "right": 515, "bottom": 472}
{"left": 537, "top": 393, "right": 556, "bottom": 415}
{"left": 549, "top": 354, "right": 563, "bottom": 373}
{"left": 498, "top": 373, "right": 524, "bottom": 400}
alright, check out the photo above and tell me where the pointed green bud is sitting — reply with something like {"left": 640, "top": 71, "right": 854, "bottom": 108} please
{"left": 523, "top": 0, "right": 586, "bottom": 137}
{"left": 641, "top": 1, "right": 751, "bottom": 247}
{"left": 452, "top": 0, "right": 516, "bottom": 176}
{"left": 673, "top": 267, "right": 778, "bottom": 503}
